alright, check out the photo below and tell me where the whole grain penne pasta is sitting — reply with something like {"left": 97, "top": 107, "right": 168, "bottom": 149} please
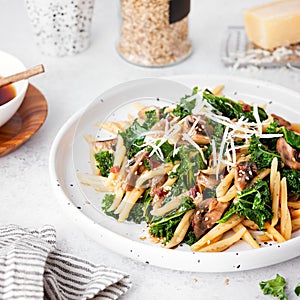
{"left": 191, "top": 214, "right": 244, "bottom": 251}
{"left": 216, "top": 168, "right": 235, "bottom": 198}
{"left": 118, "top": 188, "right": 145, "bottom": 222}
{"left": 250, "top": 168, "right": 271, "bottom": 183}
{"left": 151, "top": 192, "right": 188, "bottom": 217}
{"left": 291, "top": 209, "right": 300, "bottom": 219}
{"left": 109, "top": 159, "right": 128, "bottom": 212}
{"left": 264, "top": 222, "right": 286, "bottom": 243}
{"left": 280, "top": 177, "right": 292, "bottom": 240}
{"left": 165, "top": 210, "right": 195, "bottom": 249}
{"left": 242, "top": 219, "right": 259, "bottom": 231}
{"left": 217, "top": 185, "right": 237, "bottom": 202}
{"left": 271, "top": 172, "right": 280, "bottom": 227}
{"left": 199, "top": 226, "right": 246, "bottom": 252}
{"left": 292, "top": 218, "right": 300, "bottom": 232}
{"left": 132, "top": 102, "right": 147, "bottom": 112}
{"left": 270, "top": 157, "right": 278, "bottom": 196}
{"left": 291, "top": 123, "right": 300, "bottom": 133}
{"left": 96, "top": 121, "right": 130, "bottom": 134}
{"left": 77, "top": 173, "right": 114, "bottom": 192}
{"left": 113, "top": 135, "right": 126, "bottom": 167}
{"left": 84, "top": 134, "right": 98, "bottom": 175}
{"left": 232, "top": 223, "right": 259, "bottom": 248}
{"left": 212, "top": 85, "right": 224, "bottom": 96}
{"left": 257, "top": 232, "right": 273, "bottom": 242}
{"left": 107, "top": 135, "right": 127, "bottom": 184}
{"left": 135, "top": 163, "right": 173, "bottom": 188}
{"left": 288, "top": 201, "right": 300, "bottom": 209}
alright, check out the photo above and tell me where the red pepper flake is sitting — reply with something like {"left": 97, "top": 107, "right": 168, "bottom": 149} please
{"left": 189, "top": 184, "right": 200, "bottom": 200}
{"left": 110, "top": 166, "right": 120, "bottom": 173}
{"left": 242, "top": 104, "right": 251, "bottom": 112}
{"left": 156, "top": 187, "right": 168, "bottom": 199}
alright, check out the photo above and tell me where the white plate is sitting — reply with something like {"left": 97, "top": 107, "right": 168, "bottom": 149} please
{"left": 49, "top": 75, "right": 300, "bottom": 272}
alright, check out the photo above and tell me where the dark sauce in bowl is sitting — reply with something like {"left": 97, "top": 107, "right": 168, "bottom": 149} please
{"left": 0, "top": 84, "right": 16, "bottom": 106}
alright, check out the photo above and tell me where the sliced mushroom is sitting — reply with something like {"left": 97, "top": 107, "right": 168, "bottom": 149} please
{"left": 234, "top": 161, "right": 258, "bottom": 191}
{"left": 149, "top": 174, "right": 168, "bottom": 197}
{"left": 189, "top": 184, "right": 202, "bottom": 203}
{"left": 271, "top": 114, "right": 292, "bottom": 130}
{"left": 93, "top": 138, "right": 117, "bottom": 153}
{"left": 123, "top": 150, "right": 148, "bottom": 191}
{"left": 197, "top": 171, "right": 220, "bottom": 189}
{"left": 192, "top": 198, "right": 229, "bottom": 239}
{"left": 183, "top": 115, "right": 210, "bottom": 145}
{"left": 276, "top": 137, "right": 300, "bottom": 170}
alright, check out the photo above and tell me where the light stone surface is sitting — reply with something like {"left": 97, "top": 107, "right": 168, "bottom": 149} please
{"left": 1, "top": 0, "right": 300, "bottom": 299}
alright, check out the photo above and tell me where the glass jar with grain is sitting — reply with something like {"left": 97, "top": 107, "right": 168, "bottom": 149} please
{"left": 117, "top": 0, "right": 192, "bottom": 67}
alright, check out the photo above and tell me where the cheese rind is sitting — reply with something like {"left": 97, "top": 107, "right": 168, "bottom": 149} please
{"left": 244, "top": 0, "right": 300, "bottom": 50}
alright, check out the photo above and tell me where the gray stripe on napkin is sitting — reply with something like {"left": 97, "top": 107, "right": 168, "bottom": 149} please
{"left": 0, "top": 225, "right": 131, "bottom": 300}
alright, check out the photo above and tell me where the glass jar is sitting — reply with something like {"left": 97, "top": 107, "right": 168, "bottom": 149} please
{"left": 117, "top": 0, "right": 192, "bottom": 67}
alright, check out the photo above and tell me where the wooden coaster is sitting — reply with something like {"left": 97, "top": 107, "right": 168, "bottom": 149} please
{"left": 0, "top": 84, "right": 48, "bottom": 157}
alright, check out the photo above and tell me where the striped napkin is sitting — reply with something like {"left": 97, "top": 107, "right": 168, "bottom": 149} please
{"left": 0, "top": 225, "right": 131, "bottom": 300}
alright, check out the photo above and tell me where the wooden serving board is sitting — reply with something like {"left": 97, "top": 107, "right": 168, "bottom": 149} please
{"left": 0, "top": 84, "right": 48, "bottom": 157}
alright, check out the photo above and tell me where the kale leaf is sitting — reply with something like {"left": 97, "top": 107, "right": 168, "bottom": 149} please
{"left": 259, "top": 274, "right": 288, "bottom": 300}
{"left": 261, "top": 120, "right": 280, "bottom": 150}
{"left": 207, "top": 118, "right": 225, "bottom": 151}
{"left": 127, "top": 188, "right": 153, "bottom": 224}
{"left": 149, "top": 197, "right": 195, "bottom": 243}
{"left": 149, "top": 214, "right": 182, "bottom": 243}
{"left": 119, "top": 119, "right": 146, "bottom": 159}
{"left": 101, "top": 190, "right": 153, "bottom": 224}
{"left": 101, "top": 194, "right": 118, "bottom": 219}
{"left": 219, "top": 179, "right": 273, "bottom": 230}
{"left": 143, "top": 110, "right": 159, "bottom": 130}
{"left": 162, "top": 145, "right": 206, "bottom": 204}
{"left": 94, "top": 150, "right": 114, "bottom": 177}
{"left": 172, "top": 87, "right": 198, "bottom": 119}
{"left": 282, "top": 169, "right": 300, "bottom": 195}
{"left": 248, "top": 135, "right": 281, "bottom": 170}
{"left": 119, "top": 110, "right": 159, "bottom": 159}
{"left": 147, "top": 140, "right": 179, "bottom": 164}
{"left": 203, "top": 90, "right": 268, "bottom": 121}
{"left": 295, "top": 284, "right": 300, "bottom": 296}
{"left": 183, "top": 230, "right": 198, "bottom": 246}
{"left": 281, "top": 127, "right": 300, "bottom": 149}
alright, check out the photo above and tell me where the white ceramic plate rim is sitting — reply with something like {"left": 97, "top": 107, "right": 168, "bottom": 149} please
{"left": 49, "top": 75, "right": 300, "bottom": 273}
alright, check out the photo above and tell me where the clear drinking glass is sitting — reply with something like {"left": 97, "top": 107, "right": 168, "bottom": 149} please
{"left": 117, "top": 0, "right": 192, "bottom": 67}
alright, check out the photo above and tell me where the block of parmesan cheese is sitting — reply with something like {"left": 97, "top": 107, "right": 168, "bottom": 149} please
{"left": 244, "top": 0, "right": 300, "bottom": 50}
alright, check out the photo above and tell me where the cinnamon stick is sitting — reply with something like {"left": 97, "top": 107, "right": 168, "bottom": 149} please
{"left": 0, "top": 64, "right": 45, "bottom": 88}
